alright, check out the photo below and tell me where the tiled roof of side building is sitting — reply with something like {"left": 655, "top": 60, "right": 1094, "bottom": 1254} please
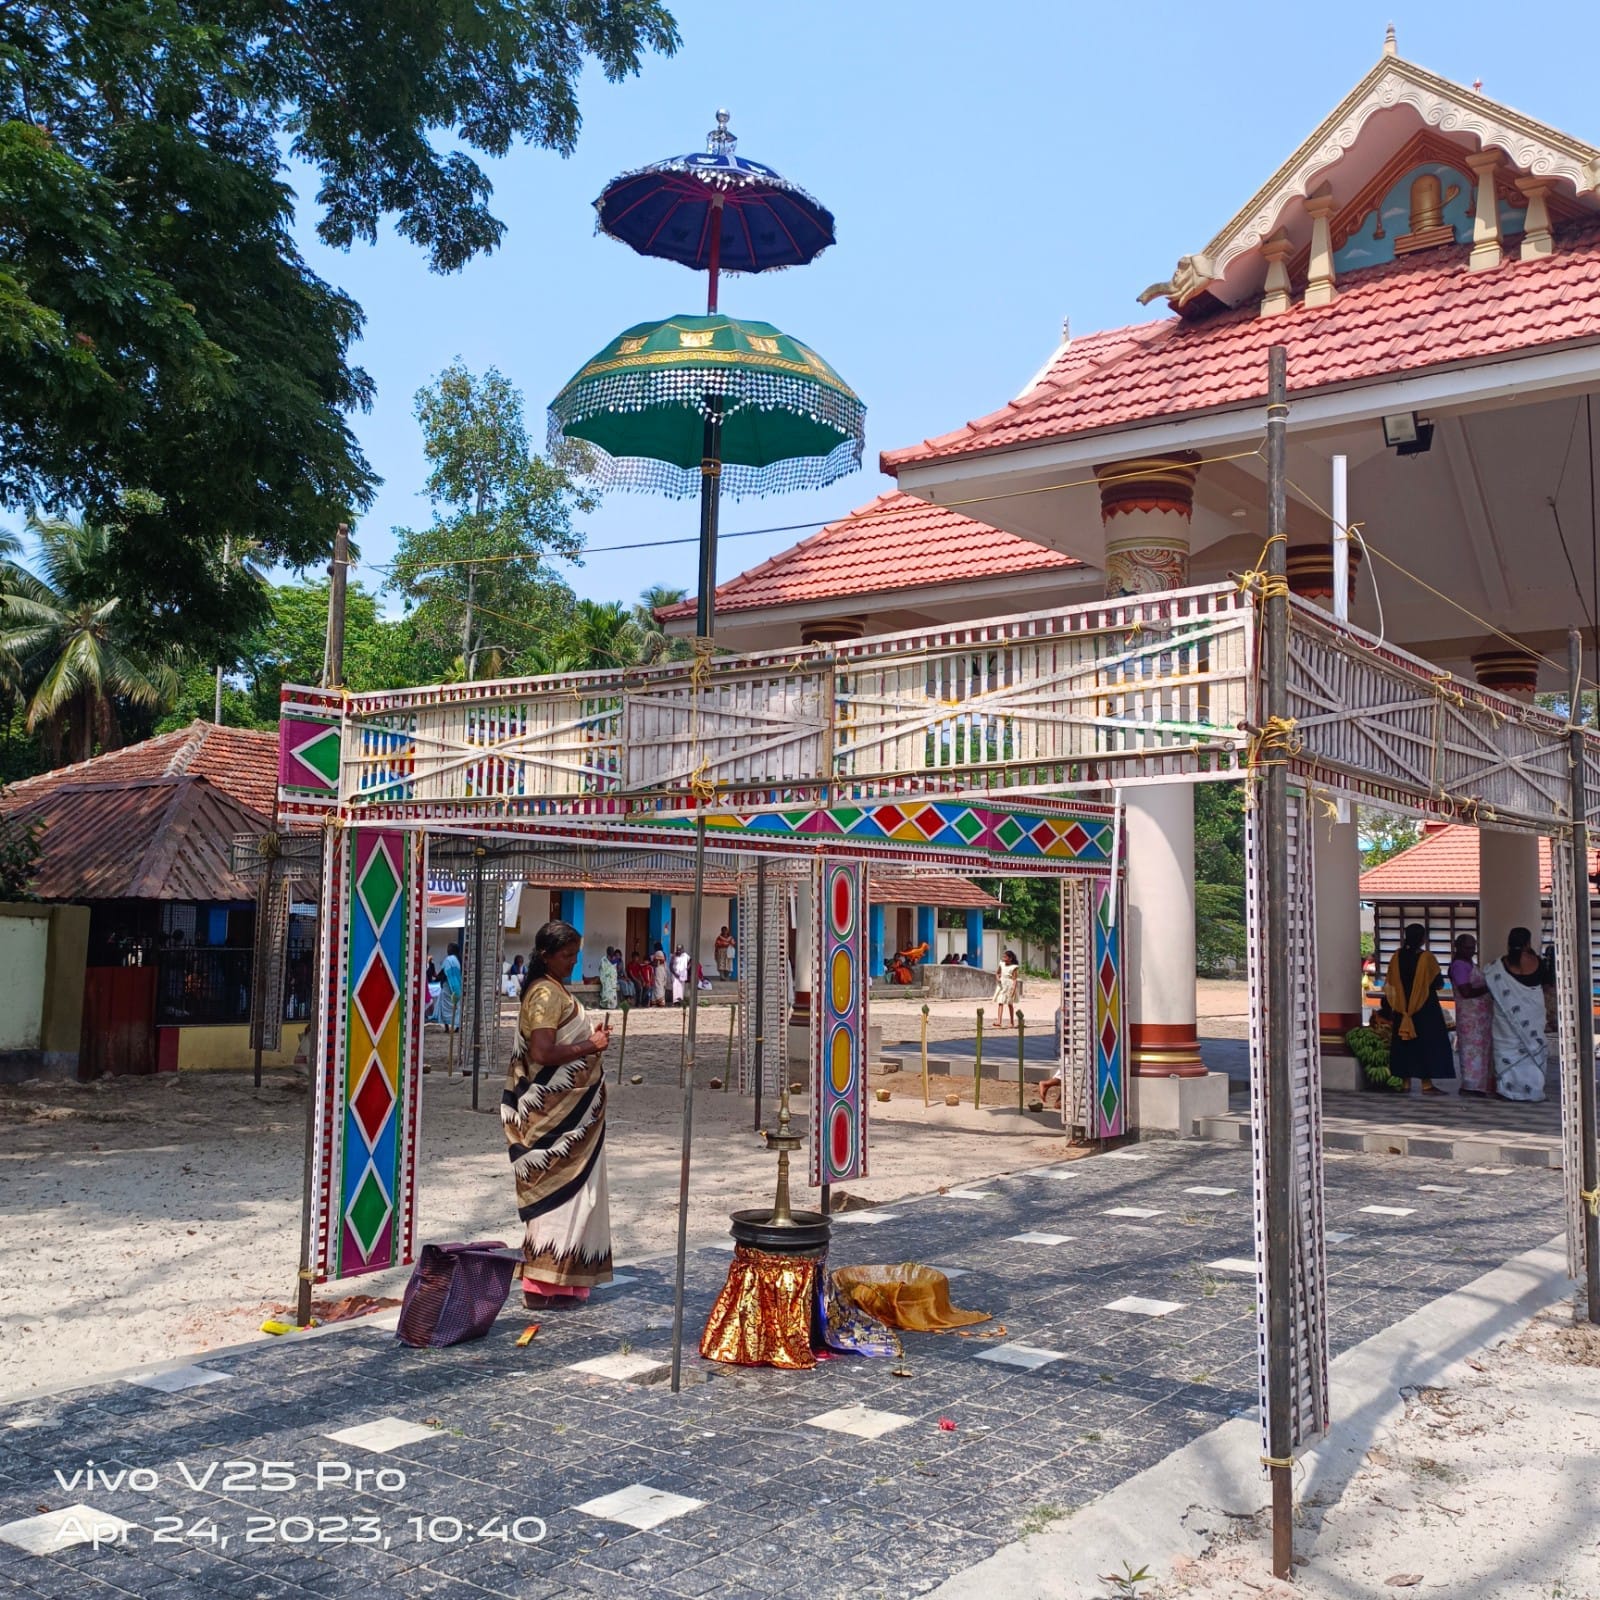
{"left": 883, "top": 223, "right": 1600, "bottom": 472}
{"left": 3, "top": 721, "right": 280, "bottom": 820}
{"left": 1359, "top": 824, "right": 1598, "bottom": 899}
{"left": 655, "top": 490, "right": 1081, "bottom": 621}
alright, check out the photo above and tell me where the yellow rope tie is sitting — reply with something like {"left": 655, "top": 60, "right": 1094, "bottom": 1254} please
{"left": 1237, "top": 534, "right": 1290, "bottom": 603}
{"left": 701, "top": 458, "right": 722, "bottom": 478}
{"left": 688, "top": 637, "right": 718, "bottom": 808}
{"left": 1580, "top": 1187, "right": 1600, "bottom": 1218}
{"left": 1429, "top": 673, "right": 1467, "bottom": 712}
{"left": 1260, "top": 1454, "right": 1296, "bottom": 1470}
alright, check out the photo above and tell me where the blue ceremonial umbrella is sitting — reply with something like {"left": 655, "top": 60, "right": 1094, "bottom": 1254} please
{"left": 594, "top": 111, "right": 835, "bottom": 308}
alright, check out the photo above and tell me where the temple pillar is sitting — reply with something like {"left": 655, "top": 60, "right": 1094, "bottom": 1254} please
{"left": 1474, "top": 646, "right": 1544, "bottom": 964}
{"left": 1094, "top": 452, "right": 1228, "bottom": 1130}
{"left": 1313, "top": 821, "right": 1365, "bottom": 1090}
{"left": 966, "top": 909, "right": 985, "bottom": 967}
{"left": 648, "top": 892, "right": 671, "bottom": 958}
{"left": 558, "top": 889, "right": 586, "bottom": 947}
{"left": 868, "top": 903, "right": 886, "bottom": 979}
{"left": 1517, "top": 178, "right": 1555, "bottom": 261}
{"left": 916, "top": 906, "right": 937, "bottom": 961}
{"left": 1303, "top": 188, "right": 1338, "bottom": 308}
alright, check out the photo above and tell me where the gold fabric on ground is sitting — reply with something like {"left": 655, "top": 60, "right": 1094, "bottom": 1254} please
{"left": 833, "top": 1263, "right": 991, "bottom": 1332}
{"left": 700, "top": 1244, "right": 822, "bottom": 1369}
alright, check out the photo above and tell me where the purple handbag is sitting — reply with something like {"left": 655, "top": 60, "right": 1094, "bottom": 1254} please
{"left": 395, "top": 1240, "right": 519, "bottom": 1348}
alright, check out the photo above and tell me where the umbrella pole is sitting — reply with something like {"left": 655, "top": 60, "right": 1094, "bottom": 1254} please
{"left": 669, "top": 379, "right": 724, "bottom": 1396}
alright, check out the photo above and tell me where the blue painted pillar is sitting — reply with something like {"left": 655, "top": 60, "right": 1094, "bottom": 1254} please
{"left": 966, "top": 909, "right": 985, "bottom": 967}
{"left": 648, "top": 892, "right": 671, "bottom": 957}
{"left": 868, "top": 904, "right": 886, "bottom": 977}
{"left": 916, "top": 905, "right": 936, "bottom": 963}
{"left": 727, "top": 897, "right": 739, "bottom": 980}
{"left": 558, "top": 890, "right": 586, "bottom": 959}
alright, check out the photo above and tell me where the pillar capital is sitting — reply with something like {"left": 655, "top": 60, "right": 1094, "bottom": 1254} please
{"left": 1286, "top": 540, "right": 1362, "bottom": 602}
{"left": 1096, "top": 453, "right": 1201, "bottom": 597}
{"left": 1471, "top": 644, "right": 1540, "bottom": 697}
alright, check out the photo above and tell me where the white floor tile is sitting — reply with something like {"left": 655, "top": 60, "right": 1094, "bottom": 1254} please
{"left": 929, "top": 1264, "right": 970, "bottom": 1279}
{"left": 1101, "top": 1150, "right": 1150, "bottom": 1161}
{"left": 700, "top": 1239, "right": 735, "bottom": 1251}
{"left": 1207, "top": 1258, "right": 1259, "bottom": 1275}
{"left": 0, "top": 1506, "right": 138, "bottom": 1555}
{"left": 945, "top": 1188, "right": 997, "bottom": 1200}
{"left": 974, "top": 1342, "right": 1067, "bottom": 1370}
{"left": 324, "top": 1417, "right": 438, "bottom": 1454}
{"left": 1007, "top": 1232, "right": 1074, "bottom": 1246}
{"left": 1103, "top": 1206, "right": 1164, "bottom": 1219}
{"left": 1360, "top": 1205, "right": 1416, "bottom": 1217}
{"left": 568, "top": 1352, "right": 670, "bottom": 1384}
{"left": 1022, "top": 1168, "right": 1078, "bottom": 1180}
{"left": 832, "top": 1211, "right": 901, "bottom": 1225}
{"left": 1418, "top": 1184, "right": 1468, "bottom": 1194}
{"left": 126, "top": 1365, "right": 226, "bottom": 1394}
{"left": 1325, "top": 1231, "right": 1354, "bottom": 1244}
{"left": 1467, "top": 1166, "right": 1514, "bottom": 1175}
{"left": 1185, "top": 1186, "right": 1237, "bottom": 1196}
{"left": 592, "top": 1273, "right": 638, "bottom": 1290}
{"left": 804, "top": 1404, "right": 913, "bottom": 1440}
{"left": 576, "top": 1483, "right": 704, "bottom": 1531}
{"left": 1103, "top": 1295, "right": 1186, "bottom": 1317}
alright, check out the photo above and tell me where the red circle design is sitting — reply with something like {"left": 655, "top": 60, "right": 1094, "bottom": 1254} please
{"left": 831, "top": 869, "right": 853, "bottom": 938}
{"left": 828, "top": 1102, "right": 853, "bottom": 1174}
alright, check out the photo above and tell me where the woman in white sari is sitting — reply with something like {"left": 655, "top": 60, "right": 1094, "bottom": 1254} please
{"left": 1481, "top": 926, "right": 1548, "bottom": 1102}
{"left": 502, "top": 920, "right": 613, "bottom": 1310}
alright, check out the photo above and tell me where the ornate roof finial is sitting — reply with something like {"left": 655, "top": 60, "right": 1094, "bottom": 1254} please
{"left": 1383, "top": 22, "right": 1397, "bottom": 56}
{"left": 1061, "top": 315, "right": 1071, "bottom": 344}
{"left": 707, "top": 109, "right": 736, "bottom": 157}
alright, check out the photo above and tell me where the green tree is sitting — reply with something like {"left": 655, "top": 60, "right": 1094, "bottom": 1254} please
{"left": 556, "top": 599, "right": 641, "bottom": 670}
{"left": 635, "top": 584, "right": 691, "bottom": 664}
{"left": 1359, "top": 807, "right": 1421, "bottom": 868}
{"left": 389, "top": 362, "right": 588, "bottom": 679}
{"left": 1193, "top": 782, "right": 1247, "bottom": 975}
{"left": 0, "top": 513, "right": 178, "bottom": 762}
{"left": 2, "top": 2, "right": 677, "bottom": 653}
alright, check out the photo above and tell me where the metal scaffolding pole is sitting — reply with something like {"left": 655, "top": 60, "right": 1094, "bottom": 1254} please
{"left": 1567, "top": 628, "right": 1600, "bottom": 1322}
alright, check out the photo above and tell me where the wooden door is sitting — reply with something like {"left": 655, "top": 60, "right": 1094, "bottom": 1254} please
{"left": 80, "top": 966, "right": 158, "bottom": 1078}
{"left": 625, "top": 906, "right": 650, "bottom": 962}
{"left": 896, "top": 908, "right": 913, "bottom": 953}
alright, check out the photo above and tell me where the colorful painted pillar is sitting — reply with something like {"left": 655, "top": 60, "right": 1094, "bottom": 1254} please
{"left": 916, "top": 905, "right": 936, "bottom": 962}
{"left": 648, "top": 892, "right": 671, "bottom": 956}
{"left": 868, "top": 903, "right": 886, "bottom": 978}
{"left": 1096, "top": 453, "right": 1205, "bottom": 1080}
{"left": 558, "top": 889, "right": 586, "bottom": 949}
{"left": 310, "top": 826, "right": 427, "bottom": 1281}
{"left": 965, "top": 909, "right": 984, "bottom": 967}
{"left": 812, "top": 860, "right": 867, "bottom": 1185}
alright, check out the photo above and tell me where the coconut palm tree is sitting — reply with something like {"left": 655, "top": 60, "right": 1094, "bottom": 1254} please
{"left": 0, "top": 514, "right": 178, "bottom": 763}
{"left": 558, "top": 598, "right": 642, "bottom": 671}
{"left": 633, "top": 583, "right": 690, "bottom": 665}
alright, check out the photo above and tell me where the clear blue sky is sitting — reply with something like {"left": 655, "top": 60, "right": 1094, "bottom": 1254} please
{"left": 69, "top": 4, "right": 1600, "bottom": 607}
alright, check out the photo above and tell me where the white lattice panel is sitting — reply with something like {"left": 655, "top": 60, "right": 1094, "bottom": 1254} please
{"left": 737, "top": 872, "right": 790, "bottom": 1097}
{"left": 1246, "top": 789, "right": 1330, "bottom": 1454}
{"left": 461, "top": 876, "right": 505, "bottom": 1078}
{"left": 1550, "top": 836, "right": 1586, "bottom": 1279}
{"left": 250, "top": 870, "right": 291, "bottom": 1053}
{"left": 1059, "top": 878, "right": 1094, "bottom": 1133}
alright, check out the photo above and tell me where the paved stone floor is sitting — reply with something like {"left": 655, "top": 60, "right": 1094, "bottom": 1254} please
{"left": 0, "top": 1144, "right": 1563, "bottom": 1600}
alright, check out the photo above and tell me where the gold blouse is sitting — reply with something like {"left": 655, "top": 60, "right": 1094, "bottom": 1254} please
{"left": 520, "top": 977, "right": 573, "bottom": 1033}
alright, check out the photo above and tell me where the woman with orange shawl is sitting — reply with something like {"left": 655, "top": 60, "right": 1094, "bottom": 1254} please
{"left": 1383, "top": 924, "right": 1454, "bottom": 1094}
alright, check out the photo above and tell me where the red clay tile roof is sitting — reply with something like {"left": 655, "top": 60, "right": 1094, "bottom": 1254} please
{"left": 1359, "top": 824, "right": 1598, "bottom": 898}
{"left": 883, "top": 224, "right": 1600, "bottom": 472}
{"left": 5, "top": 721, "right": 280, "bottom": 820}
{"left": 656, "top": 490, "right": 1081, "bottom": 620}
{"left": 9, "top": 777, "right": 267, "bottom": 902}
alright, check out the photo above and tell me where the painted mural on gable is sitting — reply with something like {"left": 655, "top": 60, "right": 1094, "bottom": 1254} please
{"left": 1335, "top": 161, "right": 1527, "bottom": 274}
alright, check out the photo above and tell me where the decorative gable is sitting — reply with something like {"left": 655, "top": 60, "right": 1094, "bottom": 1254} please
{"left": 1140, "top": 32, "right": 1600, "bottom": 317}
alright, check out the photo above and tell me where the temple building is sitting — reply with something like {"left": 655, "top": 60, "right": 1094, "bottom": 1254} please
{"left": 666, "top": 32, "right": 1600, "bottom": 1128}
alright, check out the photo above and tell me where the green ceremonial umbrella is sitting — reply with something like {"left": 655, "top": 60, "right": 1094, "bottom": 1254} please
{"left": 548, "top": 313, "right": 865, "bottom": 500}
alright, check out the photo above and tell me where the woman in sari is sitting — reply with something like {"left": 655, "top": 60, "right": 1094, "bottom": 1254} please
{"left": 652, "top": 947, "right": 668, "bottom": 1007}
{"left": 1448, "top": 933, "right": 1493, "bottom": 1095}
{"left": 1482, "top": 926, "right": 1548, "bottom": 1102}
{"left": 502, "top": 920, "right": 613, "bottom": 1311}
{"left": 435, "top": 942, "right": 463, "bottom": 1030}
{"left": 1383, "top": 924, "right": 1453, "bottom": 1093}
{"left": 597, "top": 948, "right": 618, "bottom": 1010}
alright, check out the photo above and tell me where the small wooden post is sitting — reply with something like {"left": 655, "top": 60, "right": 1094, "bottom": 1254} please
{"left": 974, "top": 1007, "right": 985, "bottom": 1109}
{"left": 724, "top": 1000, "right": 737, "bottom": 1088}
{"left": 617, "top": 1002, "right": 630, "bottom": 1084}
{"left": 1017, "top": 1010, "right": 1027, "bottom": 1112}
{"left": 920, "top": 1003, "right": 930, "bottom": 1108}
{"left": 678, "top": 998, "right": 688, "bottom": 1088}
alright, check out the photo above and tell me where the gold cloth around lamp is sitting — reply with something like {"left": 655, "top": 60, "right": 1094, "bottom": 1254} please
{"left": 832, "top": 1264, "right": 990, "bottom": 1332}
{"left": 699, "top": 1244, "right": 825, "bottom": 1369}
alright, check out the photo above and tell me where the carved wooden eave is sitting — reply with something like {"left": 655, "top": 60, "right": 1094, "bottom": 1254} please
{"left": 1149, "top": 52, "right": 1600, "bottom": 313}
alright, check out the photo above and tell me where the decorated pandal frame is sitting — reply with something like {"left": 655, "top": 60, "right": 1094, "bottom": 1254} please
{"left": 284, "top": 785, "right": 1127, "bottom": 1282}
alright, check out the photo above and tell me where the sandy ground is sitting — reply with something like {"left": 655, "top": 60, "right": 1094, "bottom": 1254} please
{"left": 0, "top": 996, "right": 1081, "bottom": 1400}
{"left": 1162, "top": 1300, "right": 1600, "bottom": 1600}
